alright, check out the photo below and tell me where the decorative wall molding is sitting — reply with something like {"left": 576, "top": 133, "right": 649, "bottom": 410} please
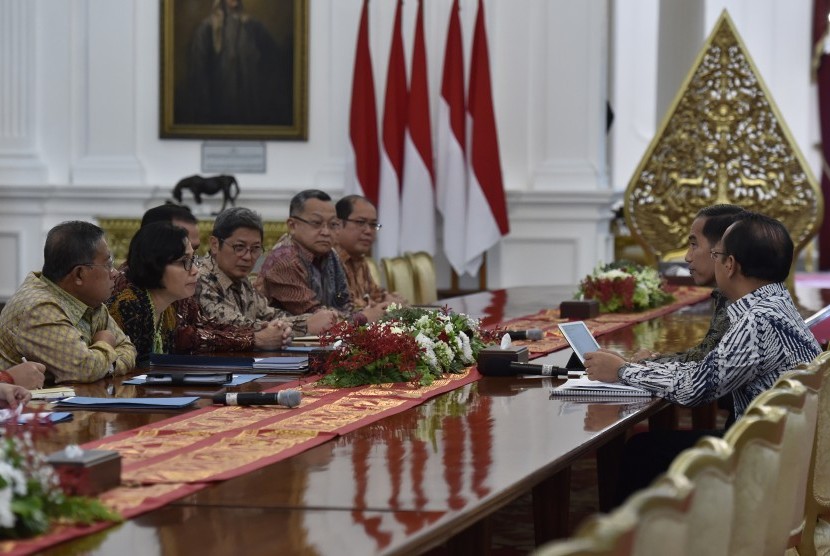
{"left": 70, "top": 0, "right": 144, "bottom": 186}
{"left": 0, "top": 0, "right": 47, "bottom": 184}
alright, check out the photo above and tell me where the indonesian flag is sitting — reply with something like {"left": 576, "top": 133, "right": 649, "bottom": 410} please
{"left": 436, "top": 0, "right": 468, "bottom": 276}
{"left": 400, "top": 0, "right": 435, "bottom": 255}
{"left": 345, "top": 0, "right": 379, "bottom": 204}
{"left": 376, "top": 0, "right": 408, "bottom": 258}
{"left": 464, "top": 0, "right": 509, "bottom": 276}
{"left": 813, "top": 0, "right": 830, "bottom": 269}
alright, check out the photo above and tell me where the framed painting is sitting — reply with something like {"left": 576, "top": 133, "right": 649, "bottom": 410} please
{"left": 160, "top": 0, "right": 308, "bottom": 140}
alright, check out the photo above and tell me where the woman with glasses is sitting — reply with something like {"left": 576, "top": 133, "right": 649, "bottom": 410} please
{"left": 107, "top": 222, "right": 201, "bottom": 358}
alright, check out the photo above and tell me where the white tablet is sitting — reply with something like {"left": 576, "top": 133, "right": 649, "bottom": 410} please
{"left": 557, "top": 321, "right": 601, "bottom": 364}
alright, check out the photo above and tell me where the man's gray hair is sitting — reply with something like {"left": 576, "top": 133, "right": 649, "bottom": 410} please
{"left": 212, "top": 207, "right": 264, "bottom": 240}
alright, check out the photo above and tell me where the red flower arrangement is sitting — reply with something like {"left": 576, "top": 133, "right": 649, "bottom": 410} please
{"left": 318, "top": 320, "right": 426, "bottom": 387}
{"left": 580, "top": 273, "right": 637, "bottom": 311}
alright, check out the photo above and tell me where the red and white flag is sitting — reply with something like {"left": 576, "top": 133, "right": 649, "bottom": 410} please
{"left": 400, "top": 0, "right": 435, "bottom": 255}
{"left": 464, "top": 0, "right": 509, "bottom": 275}
{"left": 345, "top": 0, "right": 379, "bottom": 204}
{"left": 813, "top": 0, "right": 830, "bottom": 268}
{"left": 376, "top": 0, "right": 408, "bottom": 258}
{"left": 436, "top": 0, "right": 468, "bottom": 275}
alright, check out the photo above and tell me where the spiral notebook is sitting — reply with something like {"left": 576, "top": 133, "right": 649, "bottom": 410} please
{"left": 549, "top": 376, "right": 652, "bottom": 398}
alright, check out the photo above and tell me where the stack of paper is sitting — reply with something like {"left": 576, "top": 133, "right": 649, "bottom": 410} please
{"left": 252, "top": 356, "right": 309, "bottom": 373}
{"left": 30, "top": 386, "right": 76, "bottom": 400}
{"left": 290, "top": 336, "right": 320, "bottom": 346}
{"left": 549, "top": 376, "right": 652, "bottom": 398}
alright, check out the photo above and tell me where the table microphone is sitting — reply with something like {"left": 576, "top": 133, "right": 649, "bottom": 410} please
{"left": 507, "top": 329, "right": 543, "bottom": 341}
{"left": 479, "top": 360, "right": 582, "bottom": 378}
{"left": 213, "top": 390, "right": 302, "bottom": 408}
{"left": 509, "top": 361, "right": 578, "bottom": 377}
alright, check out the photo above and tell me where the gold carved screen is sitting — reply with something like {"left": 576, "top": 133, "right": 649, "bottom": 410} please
{"left": 97, "top": 218, "right": 287, "bottom": 266}
{"left": 624, "top": 10, "right": 822, "bottom": 263}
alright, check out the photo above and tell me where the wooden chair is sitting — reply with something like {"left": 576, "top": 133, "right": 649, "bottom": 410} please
{"left": 381, "top": 256, "right": 416, "bottom": 305}
{"left": 404, "top": 251, "right": 438, "bottom": 305}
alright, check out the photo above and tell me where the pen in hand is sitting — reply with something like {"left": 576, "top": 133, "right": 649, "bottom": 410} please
{"left": 15, "top": 357, "right": 26, "bottom": 416}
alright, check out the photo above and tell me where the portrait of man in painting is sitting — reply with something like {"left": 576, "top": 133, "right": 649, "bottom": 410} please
{"left": 161, "top": 0, "right": 308, "bottom": 140}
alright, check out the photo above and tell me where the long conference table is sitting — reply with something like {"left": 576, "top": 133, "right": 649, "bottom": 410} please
{"left": 25, "top": 285, "right": 724, "bottom": 555}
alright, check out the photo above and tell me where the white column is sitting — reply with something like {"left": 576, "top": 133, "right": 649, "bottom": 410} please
{"left": 480, "top": 0, "right": 614, "bottom": 288}
{"left": 70, "top": 0, "right": 144, "bottom": 185}
{"left": 0, "top": 0, "right": 47, "bottom": 183}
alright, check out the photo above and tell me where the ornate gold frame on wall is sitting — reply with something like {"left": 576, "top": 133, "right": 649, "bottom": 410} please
{"left": 160, "top": 0, "right": 308, "bottom": 140}
{"left": 624, "top": 11, "right": 823, "bottom": 263}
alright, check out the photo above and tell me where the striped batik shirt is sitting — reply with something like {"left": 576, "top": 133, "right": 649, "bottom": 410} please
{"left": 618, "top": 282, "right": 821, "bottom": 419}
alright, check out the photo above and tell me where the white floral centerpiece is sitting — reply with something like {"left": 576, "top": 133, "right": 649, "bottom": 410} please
{"left": 577, "top": 261, "right": 674, "bottom": 313}
{"left": 0, "top": 422, "right": 119, "bottom": 539}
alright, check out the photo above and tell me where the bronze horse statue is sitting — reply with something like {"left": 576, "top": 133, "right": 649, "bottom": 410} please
{"left": 172, "top": 175, "right": 239, "bottom": 212}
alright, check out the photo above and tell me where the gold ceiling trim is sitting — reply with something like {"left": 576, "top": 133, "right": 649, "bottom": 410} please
{"left": 624, "top": 10, "right": 823, "bottom": 263}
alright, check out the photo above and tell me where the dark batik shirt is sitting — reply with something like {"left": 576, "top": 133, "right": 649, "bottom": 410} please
{"left": 619, "top": 283, "right": 822, "bottom": 419}
{"left": 255, "top": 235, "right": 354, "bottom": 318}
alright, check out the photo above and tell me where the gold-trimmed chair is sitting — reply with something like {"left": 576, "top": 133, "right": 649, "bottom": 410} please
{"left": 532, "top": 474, "right": 694, "bottom": 556}
{"left": 666, "top": 437, "right": 735, "bottom": 555}
{"left": 365, "top": 257, "right": 382, "bottom": 290}
{"left": 795, "top": 351, "right": 830, "bottom": 555}
{"left": 381, "top": 256, "right": 416, "bottom": 306}
{"left": 751, "top": 378, "right": 818, "bottom": 555}
{"left": 404, "top": 251, "right": 438, "bottom": 305}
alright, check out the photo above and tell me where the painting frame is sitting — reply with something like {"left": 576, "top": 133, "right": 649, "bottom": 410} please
{"left": 160, "top": 0, "right": 308, "bottom": 141}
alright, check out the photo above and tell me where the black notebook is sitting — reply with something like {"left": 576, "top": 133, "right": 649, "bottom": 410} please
{"left": 144, "top": 373, "right": 233, "bottom": 385}
{"left": 140, "top": 353, "right": 255, "bottom": 371}
{"left": 54, "top": 396, "right": 200, "bottom": 410}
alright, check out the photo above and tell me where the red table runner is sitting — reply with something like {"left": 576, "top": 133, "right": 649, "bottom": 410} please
{"left": 498, "top": 285, "right": 712, "bottom": 357}
{"left": 2, "top": 369, "right": 481, "bottom": 555}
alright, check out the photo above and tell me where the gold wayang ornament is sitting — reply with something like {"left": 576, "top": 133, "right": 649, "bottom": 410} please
{"left": 625, "top": 10, "right": 822, "bottom": 263}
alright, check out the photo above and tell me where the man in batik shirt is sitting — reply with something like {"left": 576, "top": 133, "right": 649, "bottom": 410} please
{"left": 197, "top": 207, "right": 337, "bottom": 336}
{"left": 585, "top": 212, "right": 822, "bottom": 503}
{"left": 0, "top": 221, "right": 136, "bottom": 383}
{"left": 255, "top": 190, "right": 387, "bottom": 325}
{"left": 334, "top": 195, "right": 407, "bottom": 309}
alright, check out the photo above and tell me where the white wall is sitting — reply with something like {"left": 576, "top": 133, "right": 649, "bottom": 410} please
{"left": 0, "top": 0, "right": 817, "bottom": 300}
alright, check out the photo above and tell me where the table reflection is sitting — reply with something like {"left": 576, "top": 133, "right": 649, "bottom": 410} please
{"left": 29, "top": 287, "right": 717, "bottom": 555}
